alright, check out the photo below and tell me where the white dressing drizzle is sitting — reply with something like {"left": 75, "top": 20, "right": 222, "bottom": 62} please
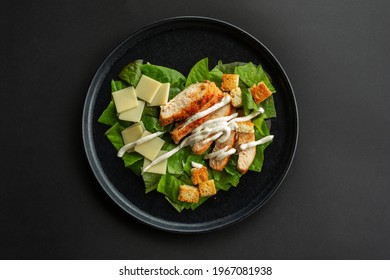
{"left": 201, "top": 131, "right": 223, "bottom": 145}
{"left": 240, "top": 135, "right": 274, "bottom": 151}
{"left": 228, "top": 107, "right": 264, "bottom": 125}
{"left": 117, "top": 131, "right": 165, "bottom": 157}
{"left": 142, "top": 145, "right": 181, "bottom": 174}
{"left": 215, "top": 148, "right": 236, "bottom": 160}
{"left": 204, "top": 146, "right": 228, "bottom": 160}
{"left": 191, "top": 161, "right": 203, "bottom": 169}
{"left": 216, "top": 126, "right": 231, "bottom": 143}
{"left": 192, "top": 113, "right": 238, "bottom": 134}
{"left": 138, "top": 104, "right": 269, "bottom": 174}
{"left": 181, "top": 95, "right": 231, "bottom": 127}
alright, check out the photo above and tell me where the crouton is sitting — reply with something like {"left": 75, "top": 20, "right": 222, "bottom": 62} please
{"left": 191, "top": 166, "right": 209, "bottom": 185}
{"left": 230, "top": 87, "right": 242, "bottom": 108}
{"left": 178, "top": 185, "right": 199, "bottom": 203}
{"left": 250, "top": 81, "right": 272, "bottom": 104}
{"left": 235, "top": 120, "right": 254, "bottom": 134}
{"left": 199, "top": 179, "right": 216, "bottom": 197}
{"left": 221, "top": 74, "right": 240, "bottom": 92}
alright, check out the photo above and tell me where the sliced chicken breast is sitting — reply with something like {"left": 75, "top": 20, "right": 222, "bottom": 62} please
{"left": 236, "top": 121, "right": 256, "bottom": 174}
{"left": 209, "top": 131, "right": 236, "bottom": 172}
{"left": 159, "top": 81, "right": 223, "bottom": 126}
{"left": 191, "top": 104, "right": 234, "bottom": 155}
{"left": 170, "top": 92, "right": 226, "bottom": 144}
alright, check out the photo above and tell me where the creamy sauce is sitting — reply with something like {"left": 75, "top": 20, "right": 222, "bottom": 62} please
{"left": 191, "top": 161, "right": 203, "bottom": 169}
{"left": 117, "top": 131, "right": 165, "bottom": 157}
{"left": 228, "top": 107, "right": 264, "bottom": 125}
{"left": 142, "top": 145, "right": 181, "bottom": 173}
{"left": 215, "top": 148, "right": 236, "bottom": 160}
{"left": 181, "top": 95, "right": 231, "bottom": 127}
{"left": 204, "top": 146, "right": 228, "bottom": 160}
{"left": 201, "top": 132, "right": 223, "bottom": 145}
{"left": 239, "top": 135, "right": 274, "bottom": 151}
{"left": 123, "top": 97, "right": 270, "bottom": 174}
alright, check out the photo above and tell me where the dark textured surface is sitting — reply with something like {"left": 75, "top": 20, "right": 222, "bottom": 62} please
{"left": 1, "top": 0, "right": 390, "bottom": 259}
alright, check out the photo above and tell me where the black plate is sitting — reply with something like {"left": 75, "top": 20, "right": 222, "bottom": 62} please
{"left": 82, "top": 16, "right": 298, "bottom": 233}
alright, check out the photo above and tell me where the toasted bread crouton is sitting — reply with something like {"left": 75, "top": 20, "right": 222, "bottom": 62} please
{"left": 230, "top": 87, "right": 242, "bottom": 108}
{"left": 191, "top": 166, "right": 209, "bottom": 185}
{"left": 199, "top": 179, "right": 216, "bottom": 197}
{"left": 178, "top": 185, "right": 199, "bottom": 203}
{"left": 160, "top": 81, "right": 223, "bottom": 126}
{"left": 235, "top": 120, "right": 254, "bottom": 134}
{"left": 250, "top": 81, "right": 272, "bottom": 104}
{"left": 221, "top": 74, "right": 240, "bottom": 92}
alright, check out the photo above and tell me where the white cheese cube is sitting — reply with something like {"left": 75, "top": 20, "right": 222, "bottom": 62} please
{"left": 135, "top": 131, "right": 165, "bottom": 161}
{"left": 118, "top": 100, "right": 145, "bottom": 122}
{"left": 112, "top": 86, "right": 138, "bottom": 113}
{"left": 121, "top": 122, "right": 145, "bottom": 145}
{"left": 148, "top": 83, "right": 170, "bottom": 106}
{"left": 135, "top": 75, "right": 162, "bottom": 103}
{"left": 143, "top": 150, "right": 168, "bottom": 174}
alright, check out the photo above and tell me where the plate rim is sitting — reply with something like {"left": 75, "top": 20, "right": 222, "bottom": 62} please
{"left": 82, "top": 16, "right": 299, "bottom": 233}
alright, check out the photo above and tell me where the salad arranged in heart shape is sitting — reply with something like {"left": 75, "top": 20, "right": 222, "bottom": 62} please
{"left": 98, "top": 58, "right": 276, "bottom": 212}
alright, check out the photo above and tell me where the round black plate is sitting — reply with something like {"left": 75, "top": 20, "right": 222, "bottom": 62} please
{"left": 82, "top": 16, "right": 298, "bottom": 233}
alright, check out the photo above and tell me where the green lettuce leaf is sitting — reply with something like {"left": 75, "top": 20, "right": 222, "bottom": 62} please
{"left": 142, "top": 173, "right": 161, "bottom": 193}
{"left": 241, "top": 87, "right": 259, "bottom": 115}
{"left": 98, "top": 101, "right": 117, "bottom": 126}
{"left": 215, "top": 60, "right": 246, "bottom": 74}
{"left": 140, "top": 64, "right": 186, "bottom": 89}
{"left": 260, "top": 95, "right": 277, "bottom": 118}
{"left": 157, "top": 174, "right": 186, "bottom": 206}
{"left": 104, "top": 122, "right": 143, "bottom": 173}
{"left": 211, "top": 168, "right": 241, "bottom": 191}
{"left": 118, "top": 59, "right": 143, "bottom": 86}
{"left": 249, "top": 115, "right": 272, "bottom": 172}
{"left": 111, "top": 79, "right": 128, "bottom": 92}
{"left": 97, "top": 80, "right": 129, "bottom": 126}
{"left": 185, "top": 58, "right": 210, "bottom": 87}
{"left": 235, "top": 63, "right": 276, "bottom": 118}
{"left": 209, "top": 66, "right": 223, "bottom": 87}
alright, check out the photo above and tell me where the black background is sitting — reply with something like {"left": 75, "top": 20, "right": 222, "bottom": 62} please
{"left": 1, "top": 0, "right": 389, "bottom": 259}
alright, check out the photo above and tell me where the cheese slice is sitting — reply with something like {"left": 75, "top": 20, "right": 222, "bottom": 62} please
{"left": 135, "top": 131, "right": 165, "bottom": 161}
{"left": 148, "top": 83, "right": 170, "bottom": 106}
{"left": 118, "top": 100, "right": 145, "bottom": 122}
{"left": 112, "top": 86, "right": 138, "bottom": 113}
{"left": 135, "top": 75, "right": 162, "bottom": 103}
{"left": 121, "top": 122, "right": 145, "bottom": 145}
{"left": 143, "top": 150, "right": 168, "bottom": 174}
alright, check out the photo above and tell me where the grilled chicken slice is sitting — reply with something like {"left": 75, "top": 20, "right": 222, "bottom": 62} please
{"left": 236, "top": 121, "right": 256, "bottom": 174}
{"left": 191, "top": 104, "right": 234, "bottom": 155}
{"left": 209, "top": 131, "right": 236, "bottom": 172}
{"left": 160, "top": 81, "right": 223, "bottom": 126}
{"left": 170, "top": 92, "right": 226, "bottom": 144}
